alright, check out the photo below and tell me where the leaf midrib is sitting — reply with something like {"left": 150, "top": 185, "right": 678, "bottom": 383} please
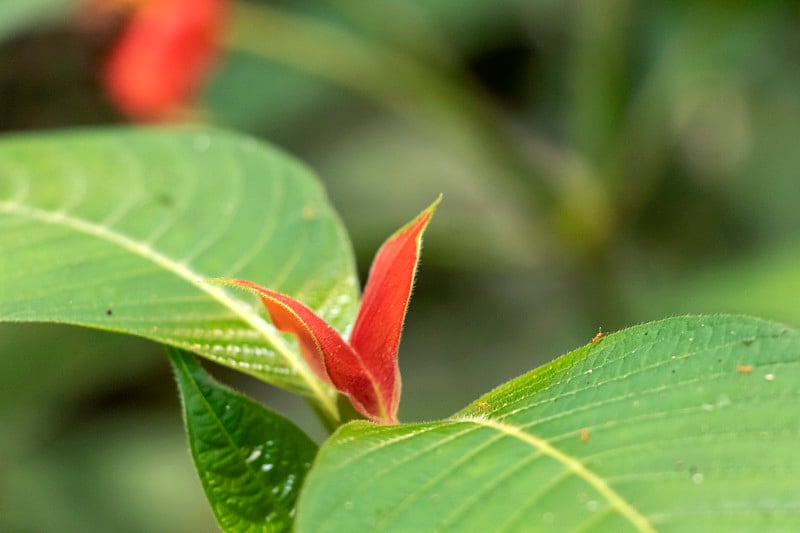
{"left": 459, "top": 415, "right": 656, "bottom": 533}
{"left": 0, "top": 198, "right": 337, "bottom": 419}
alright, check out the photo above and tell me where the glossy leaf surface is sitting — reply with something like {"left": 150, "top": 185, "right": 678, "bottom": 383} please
{"left": 297, "top": 316, "right": 799, "bottom": 532}
{"left": 0, "top": 128, "right": 359, "bottom": 420}
{"left": 169, "top": 347, "right": 316, "bottom": 532}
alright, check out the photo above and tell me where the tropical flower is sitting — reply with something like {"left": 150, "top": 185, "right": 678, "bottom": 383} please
{"left": 223, "top": 198, "right": 439, "bottom": 424}
{"left": 97, "top": 0, "right": 225, "bottom": 121}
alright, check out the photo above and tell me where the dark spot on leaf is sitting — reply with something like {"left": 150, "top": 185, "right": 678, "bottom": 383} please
{"left": 106, "top": 308, "right": 113, "bottom": 316}
{"left": 718, "top": 358, "right": 723, "bottom": 363}
{"left": 742, "top": 338, "right": 755, "bottom": 346}
{"left": 674, "top": 461, "right": 685, "bottom": 471}
{"left": 671, "top": 369, "right": 676, "bottom": 373}
{"left": 689, "top": 465, "right": 698, "bottom": 475}
{"left": 156, "top": 193, "right": 173, "bottom": 206}
{"left": 644, "top": 331, "right": 649, "bottom": 336}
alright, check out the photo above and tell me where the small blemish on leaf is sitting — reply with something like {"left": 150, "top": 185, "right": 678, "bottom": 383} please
{"left": 765, "top": 373, "right": 776, "bottom": 381}
{"left": 477, "top": 401, "right": 488, "bottom": 408}
{"left": 674, "top": 461, "right": 685, "bottom": 471}
{"left": 692, "top": 472, "right": 705, "bottom": 484}
{"left": 742, "top": 338, "right": 755, "bottom": 346}
{"left": 106, "top": 308, "right": 113, "bottom": 316}
{"left": 580, "top": 429, "right": 590, "bottom": 442}
{"left": 302, "top": 206, "right": 316, "bottom": 220}
{"left": 737, "top": 364, "right": 753, "bottom": 373}
{"left": 156, "top": 193, "right": 173, "bottom": 206}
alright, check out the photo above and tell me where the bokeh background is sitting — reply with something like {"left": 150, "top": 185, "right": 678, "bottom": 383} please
{"left": 2, "top": 1, "right": 800, "bottom": 531}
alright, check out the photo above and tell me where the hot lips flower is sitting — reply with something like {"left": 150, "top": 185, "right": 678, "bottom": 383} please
{"left": 222, "top": 198, "right": 439, "bottom": 425}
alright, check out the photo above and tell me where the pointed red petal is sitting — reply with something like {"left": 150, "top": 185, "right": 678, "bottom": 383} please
{"left": 349, "top": 196, "right": 440, "bottom": 419}
{"left": 220, "top": 279, "right": 390, "bottom": 423}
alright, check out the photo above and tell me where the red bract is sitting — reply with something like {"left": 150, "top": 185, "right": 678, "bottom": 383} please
{"left": 223, "top": 198, "right": 440, "bottom": 425}
{"left": 102, "top": 0, "right": 225, "bottom": 121}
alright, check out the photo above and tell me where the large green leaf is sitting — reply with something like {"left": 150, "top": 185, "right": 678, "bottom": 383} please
{"left": 296, "top": 316, "right": 799, "bottom": 531}
{"left": 0, "top": 128, "right": 359, "bottom": 422}
{"left": 169, "top": 347, "right": 317, "bottom": 532}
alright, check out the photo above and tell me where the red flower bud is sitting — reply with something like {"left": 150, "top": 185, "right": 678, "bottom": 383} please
{"left": 102, "top": 0, "right": 225, "bottom": 121}
{"left": 223, "top": 198, "right": 440, "bottom": 424}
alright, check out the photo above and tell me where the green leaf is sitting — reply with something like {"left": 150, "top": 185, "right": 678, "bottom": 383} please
{"left": 168, "top": 346, "right": 317, "bottom": 532}
{"left": 0, "top": 128, "right": 359, "bottom": 421}
{"left": 296, "top": 316, "right": 799, "bottom": 532}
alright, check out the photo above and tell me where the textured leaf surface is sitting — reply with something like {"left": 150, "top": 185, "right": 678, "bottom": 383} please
{"left": 296, "top": 316, "right": 799, "bottom": 532}
{"left": 0, "top": 128, "right": 359, "bottom": 419}
{"left": 169, "top": 347, "right": 317, "bottom": 532}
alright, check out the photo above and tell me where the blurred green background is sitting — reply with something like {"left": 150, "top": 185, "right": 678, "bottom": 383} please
{"left": 2, "top": 0, "right": 800, "bottom": 530}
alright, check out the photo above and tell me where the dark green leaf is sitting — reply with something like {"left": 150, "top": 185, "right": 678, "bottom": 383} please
{"left": 297, "top": 316, "right": 799, "bottom": 532}
{"left": 169, "top": 347, "right": 317, "bottom": 532}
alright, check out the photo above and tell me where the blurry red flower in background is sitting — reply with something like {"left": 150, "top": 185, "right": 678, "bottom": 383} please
{"left": 94, "top": 0, "right": 225, "bottom": 121}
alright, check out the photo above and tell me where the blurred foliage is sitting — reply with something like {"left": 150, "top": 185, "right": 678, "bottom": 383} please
{"left": 1, "top": 0, "right": 800, "bottom": 530}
